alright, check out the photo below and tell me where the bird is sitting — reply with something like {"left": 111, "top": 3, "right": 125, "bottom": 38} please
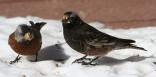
{"left": 8, "top": 21, "right": 46, "bottom": 64}
{"left": 62, "top": 11, "right": 147, "bottom": 65}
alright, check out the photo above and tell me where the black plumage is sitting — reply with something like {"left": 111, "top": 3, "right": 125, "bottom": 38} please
{"left": 62, "top": 11, "right": 147, "bottom": 65}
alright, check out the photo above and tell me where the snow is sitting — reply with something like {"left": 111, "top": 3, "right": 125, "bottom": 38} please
{"left": 0, "top": 16, "right": 156, "bottom": 77}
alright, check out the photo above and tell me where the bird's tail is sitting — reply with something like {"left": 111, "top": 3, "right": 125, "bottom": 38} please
{"left": 128, "top": 44, "right": 147, "bottom": 51}
{"left": 29, "top": 21, "right": 46, "bottom": 30}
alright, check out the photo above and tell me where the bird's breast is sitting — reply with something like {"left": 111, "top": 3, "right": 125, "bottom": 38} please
{"left": 8, "top": 33, "right": 42, "bottom": 55}
{"left": 63, "top": 30, "right": 86, "bottom": 52}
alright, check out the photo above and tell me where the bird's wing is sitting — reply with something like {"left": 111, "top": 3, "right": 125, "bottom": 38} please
{"left": 81, "top": 25, "right": 117, "bottom": 47}
{"left": 85, "top": 33, "right": 117, "bottom": 47}
{"left": 83, "top": 25, "right": 135, "bottom": 47}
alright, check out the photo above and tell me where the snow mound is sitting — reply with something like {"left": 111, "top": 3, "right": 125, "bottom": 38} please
{"left": 0, "top": 16, "right": 156, "bottom": 77}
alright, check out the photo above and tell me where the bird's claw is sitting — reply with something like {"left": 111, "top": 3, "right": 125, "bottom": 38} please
{"left": 72, "top": 58, "right": 83, "bottom": 63}
{"left": 72, "top": 58, "right": 92, "bottom": 63}
{"left": 72, "top": 58, "right": 98, "bottom": 66}
{"left": 81, "top": 61, "right": 98, "bottom": 66}
{"left": 72, "top": 57, "right": 92, "bottom": 63}
{"left": 10, "top": 56, "right": 21, "bottom": 64}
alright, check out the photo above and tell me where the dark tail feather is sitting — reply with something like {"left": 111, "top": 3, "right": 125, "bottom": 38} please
{"left": 121, "top": 39, "right": 136, "bottom": 43}
{"left": 29, "top": 21, "right": 46, "bottom": 30}
{"left": 129, "top": 44, "right": 147, "bottom": 51}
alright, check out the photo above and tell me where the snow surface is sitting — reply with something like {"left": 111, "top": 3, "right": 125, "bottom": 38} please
{"left": 0, "top": 16, "right": 156, "bottom": 77}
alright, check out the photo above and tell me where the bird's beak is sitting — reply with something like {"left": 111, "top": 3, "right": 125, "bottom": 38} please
{"left": 62, "top": 15, "right": 68, "bottom": 20}
{"left": 62, "top": 15, "right": 70, "bottom": 23}
{"left": 24, "top": 32, "right": 33, "bottom": 41}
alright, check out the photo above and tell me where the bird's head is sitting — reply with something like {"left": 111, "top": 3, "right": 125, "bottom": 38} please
{"left": 62, "top": 11, "right": 82, "bottom": 25}
{"left": 14, "top": 24, "right": 35, "bottom": 44}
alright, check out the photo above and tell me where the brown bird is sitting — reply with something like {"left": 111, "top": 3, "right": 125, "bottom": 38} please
{"left": 62, "top": 11, "right": 147, "bottom": 65}
{"left": 8, "top": 21, "right": 46, "bottom": 64}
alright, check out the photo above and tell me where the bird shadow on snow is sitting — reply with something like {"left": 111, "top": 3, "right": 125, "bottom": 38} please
{"left": 96, "top": 55, "right": 151, "bottom": 66}
{"left": 37, "top": 44, "right": 70, "bottom": 62}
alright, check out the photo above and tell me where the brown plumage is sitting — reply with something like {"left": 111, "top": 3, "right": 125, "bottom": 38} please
{"left": 62, "top": 11, "right": 147, "bottom": 65}
{"left": 8, "top": 21, "right": 46, "bottom": 64}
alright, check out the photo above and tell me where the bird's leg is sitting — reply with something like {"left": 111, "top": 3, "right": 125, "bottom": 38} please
{"left": 10, "top": 54, "right": 22, "bottom": 64}
{"left": 82, "top": 57, "right": 99, "bottom": 65}
{"left": 72, "top": 55, "right": 88, "bottom": 63}
{"left": 35, "top": 52, "right": 38, "bottom": 62}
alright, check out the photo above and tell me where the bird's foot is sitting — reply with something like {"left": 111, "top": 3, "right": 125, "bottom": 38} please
{"left": 81, "top": 61, "right": 98, "bottom": 66}
{"left": 73, "top": 58, "right": 98, "bottom": 65}
{"left": 10, "top": 55, "right": 22, "bottom": 64}
{"left": 35, "top": 53, "right": 38, "bottom": 62}
{"left": 78, "top": 56, "right": 99, "bottom": 66}
{"left": 72, "top": 57, "right": 92, "bottom": 63}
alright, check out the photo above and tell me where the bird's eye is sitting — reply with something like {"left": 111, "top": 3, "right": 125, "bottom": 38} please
{"left": 70, "top": 16, "right": 76, "bottom": 20}
{"left": 70, "top": 14, "right": 76, "bottom": 18}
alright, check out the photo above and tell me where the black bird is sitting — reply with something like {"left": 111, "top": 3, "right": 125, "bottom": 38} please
{"left": 8, "top": 21, "right": 46, "bottom": 64}
{"left": 62, "top": 11, "right": 147, "bottom": 65}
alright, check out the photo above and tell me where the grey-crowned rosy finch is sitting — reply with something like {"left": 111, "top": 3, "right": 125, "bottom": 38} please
{"left": 8, "top": 21, "right": 46, "bottom": 64}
